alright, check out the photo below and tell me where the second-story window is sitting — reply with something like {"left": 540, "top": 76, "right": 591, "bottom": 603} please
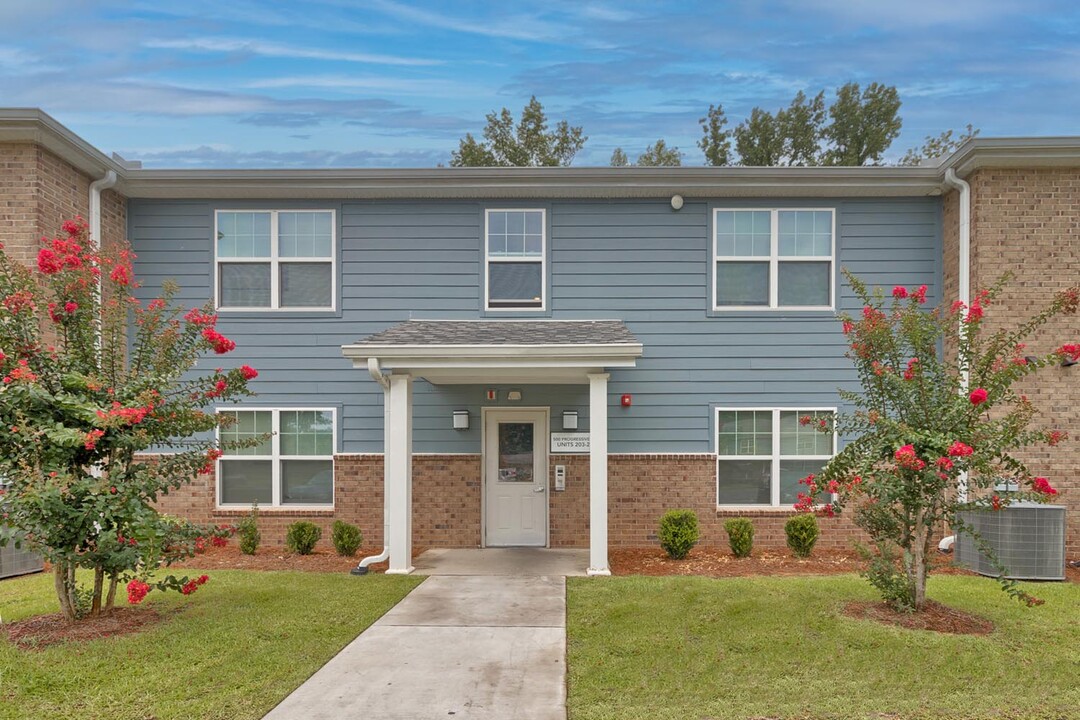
{"left": 215, "top": 210, "right": 335, "bottom": 310}
{"left": 713, "top": 209, "right": 834, "bottom": 310}
{"left": 485, "top": 209, "right": 545, "bottom": 310}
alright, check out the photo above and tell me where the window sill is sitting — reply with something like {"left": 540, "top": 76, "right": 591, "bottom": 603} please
{"left": 715, "top": 506, "right": 799, "bottom": 516}
{"left": 214, "top": 506, "right": 335, "bottom": 515}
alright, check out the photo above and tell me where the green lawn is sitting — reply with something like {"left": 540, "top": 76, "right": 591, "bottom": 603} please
{"left": 0, "top": 569, "right": 421, "bottom": 720}
{"left": 567, "top": 574, "right": 1080, "bottom": 720}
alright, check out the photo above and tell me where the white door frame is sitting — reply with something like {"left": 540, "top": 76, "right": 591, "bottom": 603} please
{"left": 481, "top": 406, "right": 550, "bottom": 548}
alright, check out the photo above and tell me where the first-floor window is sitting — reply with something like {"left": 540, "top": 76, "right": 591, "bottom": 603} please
{"left": 217, "top": 408, "right": 335, "bottom": 507}
{"left": 716, "top": 408, "right": 835, "bottom": 506}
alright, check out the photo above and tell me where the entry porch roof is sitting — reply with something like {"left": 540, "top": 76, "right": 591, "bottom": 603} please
{"left": 341, "top": 319, "right": 643, "bottom": 384}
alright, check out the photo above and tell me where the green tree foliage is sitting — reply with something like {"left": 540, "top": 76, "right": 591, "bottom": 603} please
{"left": 609, "top": 147, "right": 629, "bottom": 166}
{"left": 450, "top": 96, "right": 586, "bottom": 167}
{"left": 899, "top": 124, "right": 980, "bottom": 166}
{"left": 0, "top": 219, "right": 259, "bottom": 620}
{"left": 797, "top": 272, "right": 1079, "bottom": 610}
{"left": 728, "top": 84, "right": 899, "bottom": 166}
{"left": 821, "top": 82, "right": 902, "bottom": 166}
{"left": 636, "top": 139, "right": 683, "bottom": 167}
{"left": 697, "top": 103, "right": 732, "bottom": 166}
{"left": 733, "top": 90, "right": 826, "bottom": 166}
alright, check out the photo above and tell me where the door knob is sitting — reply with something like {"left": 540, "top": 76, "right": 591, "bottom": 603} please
{"left": 534, "top": 486, "right": 545, "bottom": 492}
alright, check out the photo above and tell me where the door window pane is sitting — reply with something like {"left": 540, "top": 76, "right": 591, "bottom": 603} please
{"left": 716, "top": 262, "right": 769, "bottom": 306}
{"left": 220, "top": 263, "right": 271, "bottom": 307}
{"left": 778, "top": 261, "right": 830, "bottom": 306}
{"left": 498, "top": 422, "right": 534, "bottom": 483}
{"left": 281, "top": 460, "right": 333, "bottom": 505}
{"left": 717, "top": 460, "right": 771, "bottom": 505}
{"left": 220, "top": 460, "right": 273, "bottom": 504}
{"left": 280, "top": 263, "right": 332, "bottom": 307}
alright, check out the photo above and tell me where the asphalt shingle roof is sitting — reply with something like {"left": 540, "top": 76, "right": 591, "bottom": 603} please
{"left": 354, "top": 320, "right": 639, "bottom": 346}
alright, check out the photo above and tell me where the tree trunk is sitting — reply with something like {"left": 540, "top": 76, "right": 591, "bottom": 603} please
{"left": 90, "top": 565, "right": 104, "bottom": 616}
{"left": 53, "top": 561, "right": 76, "bottom": 621}
{"left": 911, "top": 516, "right": 929, "bottom": 611}
{"left": 105, "top": 573, "right": 119, "bottom": 611}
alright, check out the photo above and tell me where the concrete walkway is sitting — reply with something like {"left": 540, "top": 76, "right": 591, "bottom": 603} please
{"left": 263, "top": 552, "right": 572, "bottom": 720}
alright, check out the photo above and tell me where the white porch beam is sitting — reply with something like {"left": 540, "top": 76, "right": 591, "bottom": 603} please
{"left": 386, "top": 373, "right": 414, "bottom": 574}
{"left": 587, "top": 372, "right": 610, "bottom": 576}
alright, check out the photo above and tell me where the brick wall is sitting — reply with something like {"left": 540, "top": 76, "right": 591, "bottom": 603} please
{"left": 0, "top": 143, "right": 126, "bottom": 258}
{"left": 962, "top": 168, "right": 1080, "bottom": 554}
{"left": 158, "top": 452, "right": 867, "bottom": 552}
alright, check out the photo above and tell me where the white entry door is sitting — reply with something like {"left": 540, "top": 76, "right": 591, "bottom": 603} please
{"left": 484, "top": 409, "right": 548, "bottom": 547}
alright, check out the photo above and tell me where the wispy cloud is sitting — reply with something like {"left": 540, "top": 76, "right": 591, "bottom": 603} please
{"left": 143, "top": 37, "right": 443, "bottom": 66}
{"left": 245, "top": 74, "right": 487, "bottom": 97}
{"left": 364, "top": 0, "right": 571, "bottom": 42}
{"left": 123, "top": 144, "right": 447, "bottom": 169}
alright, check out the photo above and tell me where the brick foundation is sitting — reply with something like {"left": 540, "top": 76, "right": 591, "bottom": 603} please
{"left": 157, "top": 453, "right": 867, "bottom": 552}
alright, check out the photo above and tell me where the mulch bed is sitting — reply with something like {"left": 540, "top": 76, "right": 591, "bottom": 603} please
{"left": 169, "top": 544, "right": 428, "bottom": 573}
{"left": 3, "top": 606, "right": 174, "bottom": 650}
{"left": 842, "top": 600, "right": 995, "bottom": 635}
{"left": 609, "top": 547, "right": 967, "bottom": 578}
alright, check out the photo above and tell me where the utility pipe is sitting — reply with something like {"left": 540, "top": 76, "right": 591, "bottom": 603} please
{"left": 353, "top": 358, "right": 392, "bottom": 575}
{"left": 943, "top": 167, "right": 971, "bottom": 502}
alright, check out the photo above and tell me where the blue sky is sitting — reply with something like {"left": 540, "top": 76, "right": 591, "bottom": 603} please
{"left": 1, "top": 0, "right": 1077, "bottom": 167}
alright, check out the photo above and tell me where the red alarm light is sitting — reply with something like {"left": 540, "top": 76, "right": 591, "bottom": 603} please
{"left": 620, "top": 394, "right": 632, "bottom": 407}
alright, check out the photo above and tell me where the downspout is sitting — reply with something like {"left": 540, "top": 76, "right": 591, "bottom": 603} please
{"left": 943, "top": 167, "right": 971, "bottom": 506}
{"left": 352, "top": 358, "right": 392, "bottom": 575}
{"left": 87, "top": 170, "right": 118, "bottom": 481}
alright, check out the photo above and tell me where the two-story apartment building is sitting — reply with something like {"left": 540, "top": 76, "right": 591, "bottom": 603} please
{"left": 1, "top": 110, "right": 1076, "bottom": 575}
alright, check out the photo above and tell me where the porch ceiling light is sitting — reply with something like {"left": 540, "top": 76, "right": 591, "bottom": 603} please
{"left": 563, "top": 411, "right": 578, "bottom": 430}
{"left": 453, "top": 410, "right": 470, "bottom": 430}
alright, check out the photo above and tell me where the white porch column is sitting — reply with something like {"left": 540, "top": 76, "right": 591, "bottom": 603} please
{"left": 385, "top": 373, "right": 414, "bottom": 574}
{"left": 587, "top": 372, "right": 610, "bottom": 576}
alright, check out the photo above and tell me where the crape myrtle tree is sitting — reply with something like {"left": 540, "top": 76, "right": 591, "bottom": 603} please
{"left": 796, "top": 271, "right": 1078, "bottom": 611}
{"left": 0, "top": 218, "right": 259, "bottom": 620}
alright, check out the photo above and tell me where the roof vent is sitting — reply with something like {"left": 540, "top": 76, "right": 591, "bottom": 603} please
{"left": 955, "top": 503, "right": 1066, "bottom": 581}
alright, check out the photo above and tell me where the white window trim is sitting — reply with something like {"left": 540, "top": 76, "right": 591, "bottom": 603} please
{"left": 216, "top": 407, "right": 337, "bottom": 510}
{"left": 214, "top": 209, "right": 337, "bottom": 312}
{"left": 712, "top": 208, "right": 836, "bottom": 311}
{"left": 715, "top": 406, "right": 837, "bottom": 509}
{"left": 484, "top": 208, "right": 547, "bottom": 312}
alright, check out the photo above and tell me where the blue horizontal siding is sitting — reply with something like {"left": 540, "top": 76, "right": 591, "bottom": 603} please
{"left": 128, "top": 196, "right": 941, "bottom": 454}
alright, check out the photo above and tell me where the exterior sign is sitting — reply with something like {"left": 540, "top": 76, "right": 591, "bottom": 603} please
{"left": 550, "top": 432, "right": 590, "bottom": 453}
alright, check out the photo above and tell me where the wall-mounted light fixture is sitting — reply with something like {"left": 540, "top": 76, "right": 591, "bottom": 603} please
{"left": 670, "top": 194, "right": 684, "bottom": 211}
{"left": 1025, "top": 356, "right": 1039, "bottom": 365}
{"left": 507, "top": 390, "right": 523, "bottom": 402}
{"left": 1063, "top": 356, "right": 1078, "bottom": 368}
{"left": 562, "top": 411, "right": 578, "bottom": 430}
{"left": 453, "top": 410, "right": 470, "bottom": 430}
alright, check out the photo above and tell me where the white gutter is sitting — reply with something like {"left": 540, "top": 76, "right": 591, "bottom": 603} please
{"left": 943, "top": 167, "right": 971, "bottom": 502}
{"left": 352, "top": 358, "right": 391, "bottom": 575}
{"left": 89, "top": 170, "right": 117, "bottom": 250}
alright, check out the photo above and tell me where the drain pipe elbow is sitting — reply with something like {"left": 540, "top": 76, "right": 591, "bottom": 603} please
{"left": 89, "top": 170, "right": 118, "bottom": 250}
{"left": 367, "top": 357, "right": 391, "bottom": 389}
{"left": 943, "top": 167, "right": 972, "bottom": 502}
{"left": 353, "top": 356, "right": 392, "bottom": 575}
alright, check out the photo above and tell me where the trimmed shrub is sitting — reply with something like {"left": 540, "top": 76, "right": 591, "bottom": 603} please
{"left": 724, "top": 517, "right": 754, "bottom": 558}
{"left": 658, "top": 509, "right": 700, "bottom": 559}
{"left": 285, "top": 521, "right": 322, "bottom": 555}
{"left": 237, "top": 503, "right": 261, "bottom": 556}
{"left": 785, "top": 513, "right": 820, "bottom": 558}
{"left": 331, "top": 520, "right": 363, "bottom": 557}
